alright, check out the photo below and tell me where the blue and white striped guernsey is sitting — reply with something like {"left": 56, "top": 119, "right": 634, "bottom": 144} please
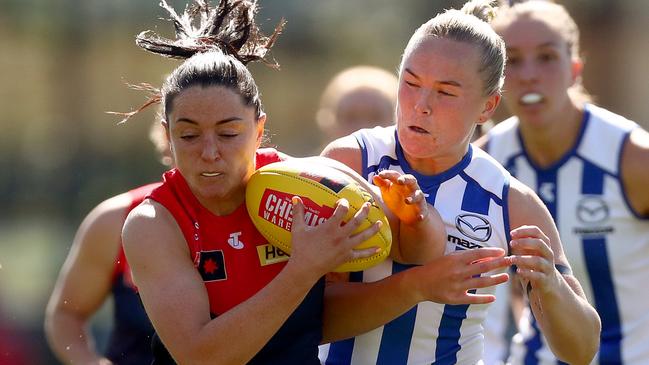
{"left": 486, "top": 104, "right": 649, "bottom": 365}
{"left": 319, "top": 125, "right": 511, "bottom": 365}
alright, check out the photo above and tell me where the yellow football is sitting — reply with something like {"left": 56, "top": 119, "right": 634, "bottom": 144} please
{"left": 245, "top": 158, "right": 392, "bottom": 272}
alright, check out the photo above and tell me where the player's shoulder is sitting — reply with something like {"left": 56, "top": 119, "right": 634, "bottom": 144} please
{"left": 123, "top": 199, "right": 182, "bottom": 254}
{"left": 621, "top": 126, "right": 649, "bottom": 216}
{"left": 586, "top": 103, "right": 637, "bottom": 130}
{"left": 321, "top": 134, "right": 361, "bottom": 154}
{"left": 507, "top": 176, "right": 552, "bottom": 226}
{"left": 623, "top": 126, "right": 649, "bottom": 171}
{"left": 508, "top": 177, "right": 536, "bottom": 203}
{"left": 320, "top": 134, "right": 363, "bottom": 174}
{"left": 80, "top": 191, "right": 136, "bottom": 239}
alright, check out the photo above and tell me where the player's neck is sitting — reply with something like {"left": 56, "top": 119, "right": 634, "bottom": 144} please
{"left": 519, "top": 102, "right": 583, "bottom": 169}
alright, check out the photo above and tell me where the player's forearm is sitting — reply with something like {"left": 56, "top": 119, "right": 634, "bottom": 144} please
{"left": 322, "top": 269, "right": 419, "bottom": 343}
{"left": 396, "top": 214, "right": 445, "bottom": 264}
{"left": 170, "top": 262, "right": 317, "bottom": 365}
{"left": 45, "top": 311, "right": 107, "bottom": 365}
{"left": 530, "top": 274, "right": 600, "bottom": 364}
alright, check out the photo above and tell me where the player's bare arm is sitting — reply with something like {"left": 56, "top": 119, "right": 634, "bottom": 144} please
{"left": 508, "top": 177, "right": 601, "bottom": 365}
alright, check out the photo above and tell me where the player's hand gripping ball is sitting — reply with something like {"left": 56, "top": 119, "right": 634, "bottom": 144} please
{"left": 246, "top": 159, "right": 392, "bottom": 272}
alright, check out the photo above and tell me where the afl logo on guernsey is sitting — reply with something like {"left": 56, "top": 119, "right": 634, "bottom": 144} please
{"left": 455, "top": 214, "right": 492, "bottom": 242}
{"left": 576, "top": 196, "right": 609, "bottom": 224}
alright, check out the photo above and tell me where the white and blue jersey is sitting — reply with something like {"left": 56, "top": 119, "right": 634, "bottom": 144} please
{"left": 319, "top": 125, "right": 511, "bottom": 365}
{"left": 486, "top": 104, "right": 649, "bottom": 365}
{"left": 482, "top": 279, "right": 512, "bottom": 365}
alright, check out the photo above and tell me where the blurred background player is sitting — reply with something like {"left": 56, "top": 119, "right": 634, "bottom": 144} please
{"left": 476, "top": 1, "right": 649, "bottom": 364}
{"left": 320, "top": 0, "right": 600, "bottom": 364}
{"left": 316, "top": 66, "right": 398, "bottom": 144}
{"left": 45, "top": 121, "right": 170, "bottom": 365}
{"left": 1, "top": 302, "right": 42, "bottom": 365}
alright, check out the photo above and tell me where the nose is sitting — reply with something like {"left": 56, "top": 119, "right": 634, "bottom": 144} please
{"left": 414, "top": 90, "right": 432, "bottom": 115}
{"left": 518, "top": 59, "right": 539, "bottom": 83}
{"left": 201, "top": 135, "right": 221, "bottom": 161}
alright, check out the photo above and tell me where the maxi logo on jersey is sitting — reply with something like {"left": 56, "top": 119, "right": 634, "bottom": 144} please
{"left": 259, "top": 189, "right": 335, "bottom": 231}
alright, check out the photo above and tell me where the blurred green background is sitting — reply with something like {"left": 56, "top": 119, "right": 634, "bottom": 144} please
{"left": 1, "top": 0, "right": 648, "bottom": 362}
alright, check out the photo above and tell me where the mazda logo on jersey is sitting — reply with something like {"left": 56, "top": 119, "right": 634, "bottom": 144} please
{"left": 455, "top": 214, "right": 492, "bottom": 242}
{"left": 197, "top": 250, "right": 227, "bottom": 282}
{"left": 576, "top": 196, "right": 609, "bottom": 224}
{"left": 577, "top": 196, "right": 609, "bottom": 224}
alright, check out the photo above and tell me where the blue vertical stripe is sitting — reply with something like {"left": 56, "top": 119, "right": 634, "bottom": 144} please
{"left": 581, "top": 160, "right": 623, "bottom": 364}
{"left": 324, "top": 271, "right": 364, "bottom": 365}
{"left": 536, "top": 170, "right": 558, "bottom": 221}
{"left": 523, "top": 317, "right": 542, "bottom": 365}
{"left": 461, "top": 177, "right": 491, "bottom": 215}
{"left": 325, "top": 340, "right": 354, "bottom": 365}
{"left": 435, "top": 246, "right": 474, "bottom": 365}
{"left": 583, "top": 237, "right": 622, "bottom": 364}
{"left": 435, "top": 302, "right": 471, "bottom": 364}
{"left": 435, "top": 180, "right": 490, "bottom": 364}
{"left": 581, "top": 161, "right": 604, "bottom": 195}
{"left": 376, "top": 262, "right": 419, "bottom": 365}
{"left": 504, "top": 154, "right": 522, "bottom": 179}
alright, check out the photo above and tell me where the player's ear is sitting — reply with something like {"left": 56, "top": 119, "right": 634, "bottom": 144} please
{"left": 478, "top": 93, "right": 501, "bottom": 124}
{"left": 570, "top": 57, "right": 584, "bottom": 86}
{"left": 255, "top": 113, "right": 266, "bottom": 148}
{"left": 162, "top": 119, "right": 172, "bottom": 153}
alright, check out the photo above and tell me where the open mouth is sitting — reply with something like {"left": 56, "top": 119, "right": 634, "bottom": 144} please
{"left": 201, "top": 172, "right": 222, "bottom": 177}
{"left": 408, "top": 125, "right": 429, "bottom": 134}
{"left": 520, "top": 93, "right": 543, "bottom": 105}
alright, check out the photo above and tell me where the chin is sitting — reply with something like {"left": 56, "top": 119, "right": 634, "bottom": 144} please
{"left": 401, "top": 141, "right": 439, "bottom": 160}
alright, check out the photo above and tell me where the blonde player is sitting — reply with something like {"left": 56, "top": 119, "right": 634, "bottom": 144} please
{"left": 320, "top": 0, "right": 600, "bottom": 364}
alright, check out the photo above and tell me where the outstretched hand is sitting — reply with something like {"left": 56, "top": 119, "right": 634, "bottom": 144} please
{"left": 413, "top": 247, "right": 512, "bottom": 305}
{"left": 373, "top": 170, "right": 428, "bottom": 225}
{"left": 287, "top": 197, "right": 382, "bottom": 281}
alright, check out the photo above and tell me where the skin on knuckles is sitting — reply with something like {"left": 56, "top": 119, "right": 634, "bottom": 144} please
{"left": 510, "top": 226, "right": 563, "bottom": 297}
{"left": 415, "top": 247, "right": 512, "bottom": 304}
{"left": 288, "top": 196, "right": 380, "bottom": 273}
{"left": 373, "top": 170, "right": 429, "bottom": 224}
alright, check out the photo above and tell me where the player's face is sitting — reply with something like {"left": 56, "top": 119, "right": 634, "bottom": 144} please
{"left": 396, "top": 37, "right": 498, "bottom": 174}
{"left": 166, "top": 85, "right": 265, "bottom": 214}
{"left": 498, "top": 16, "right": 579, "bottom": 128}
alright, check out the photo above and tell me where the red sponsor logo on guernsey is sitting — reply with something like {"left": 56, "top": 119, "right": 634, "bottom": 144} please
{"left": 259, "top": 189, "right": 335, "bottom": 231}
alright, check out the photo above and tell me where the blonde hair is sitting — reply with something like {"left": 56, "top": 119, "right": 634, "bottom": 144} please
{"left": 401, "top": 0, "right": 505, "bottom": 97}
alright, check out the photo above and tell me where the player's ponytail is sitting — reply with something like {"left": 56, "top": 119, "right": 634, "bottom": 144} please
{"left": 135, "top": 0, "right": 284, "bottom": 66}
{"left": 112, "top": 0, "right": 284, "bottom": 123}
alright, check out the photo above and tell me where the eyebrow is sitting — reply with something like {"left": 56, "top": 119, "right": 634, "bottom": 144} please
{"left": 507, "top": 41, "right": 561, "bottom": 52}
{"left": 176, "top": 116, "right": 243, "bottom": 125}
{"left": 404, "top": 68, "right": 462, "bottom": 87}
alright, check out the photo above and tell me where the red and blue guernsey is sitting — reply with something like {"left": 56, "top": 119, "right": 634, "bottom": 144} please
{"left": 106, "top": 183, "right": 160, "bottom": 365}
{"left": 147, "top": 148, "right": 324, "bottom": 365}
